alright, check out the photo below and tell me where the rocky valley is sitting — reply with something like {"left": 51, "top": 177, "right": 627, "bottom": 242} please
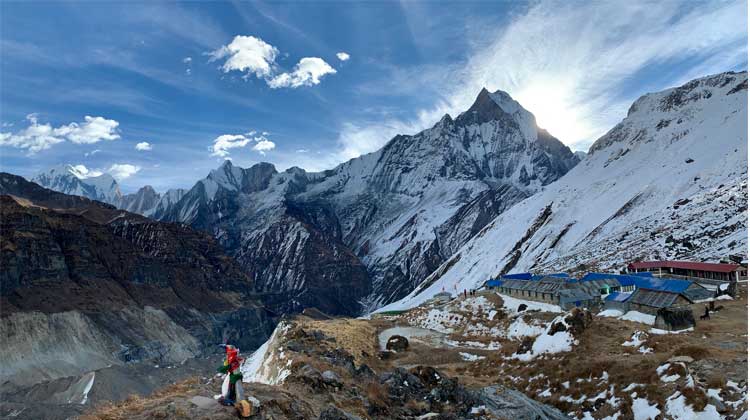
{"left": 2, "top": 71, "right": 747, "bottom": 420}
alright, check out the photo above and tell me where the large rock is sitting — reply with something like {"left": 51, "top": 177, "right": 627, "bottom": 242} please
{"left": 0, "top": 174, "right": 277, "bottom": 388}
{"left": 386, "top": 335, "right": 409, "bottom": 352}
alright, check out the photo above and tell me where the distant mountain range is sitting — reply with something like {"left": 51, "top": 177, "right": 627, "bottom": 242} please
{"left": 28, "top": 71, "right": 748, "bottom": 317}
{"left": 32, "top": 164, "right": 186, "bottom": 217}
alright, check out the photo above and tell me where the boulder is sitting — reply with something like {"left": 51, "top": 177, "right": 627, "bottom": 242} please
{"left": 548, "top": 321, "right": 567, "bottom": 335}
{"left": 322, "top": 370, "right": 342, "bottom": 387}
{"left": 668, "top": 355, "right": 695, "bottom": 364}
{"left": 516, "top": 336, "right": 534, "bottom": 355}
{"left": 655, "top": 307, "right": 695, "bottom": 331}
{"left": 518, "top": 303, "right": 528, "bottom": 312}
{"left": 564, "top": 308, "right": 593, "bottom": 335}
{"left": 386, "top": 335, "right": 409, "bottom": 352}
{"left": 354, "top": 363, "right": 375, "bottom": 379}
{"left": 410, "top": 366, "right": 443, "bottom": 388}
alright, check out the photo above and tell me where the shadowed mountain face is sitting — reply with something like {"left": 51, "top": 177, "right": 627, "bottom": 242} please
{"left": 0, "top": 173, "right": 277, "bottom": 388}
{"left": 146, "top": 88, "right": 579, "bottom": 313}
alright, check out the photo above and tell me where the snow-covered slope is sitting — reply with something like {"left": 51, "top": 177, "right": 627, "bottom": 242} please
{"left": 156, "top": 88, "right": 580, "bottom": 314}
{"left": 379, "top": 71, "right": 748, "bottom": 312}
{"left": 32, "top": 165, "right": 122, "bottom": 205}
{"left": 296, "top": 88, "right": 580, "bottom": 310}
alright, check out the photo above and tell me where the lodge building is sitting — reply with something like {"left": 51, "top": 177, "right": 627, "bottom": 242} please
{"left": 626, "top": 261, "right": 748, "bottom": 285}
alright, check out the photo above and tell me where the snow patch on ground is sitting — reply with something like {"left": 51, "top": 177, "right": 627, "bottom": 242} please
{"left": 80, "top": 372, "right": 95, "bottom": 404}
{"left": 622, "top": 331, "right": 647, "bottom": 347}
{"left": 512, "top": 314, "right": 576, "bottom": 361}
{"left": 506, "top": 316, "right": 547, "bottom": 339}
{"left": 632, "top": 398, "right": 660, "bottom": 420}
{"left": 619, "top": 311, "right": 656, "bottom": 325}
{"left": 666, "top": 392, "right": 722, "bottom": 420}
{"left": 650, "top": 327, "right": 694, "bottom": 335}
{"left": 498, "top": 294, "right": 563, "bottom": 314}
{"left": 459, "top": 352, "right": 486, "bottom": 361}
{"left": 241, "top": 323, "right": 292, "bottom": 385}
{"left": 597, "top": 309, "right": 624, "bottom": 317}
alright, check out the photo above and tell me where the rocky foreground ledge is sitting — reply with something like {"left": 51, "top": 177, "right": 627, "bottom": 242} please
{"left": 80, "top": 290, "right": 747, "bottom": 419}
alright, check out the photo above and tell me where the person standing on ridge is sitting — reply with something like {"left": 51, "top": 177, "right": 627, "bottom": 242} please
{"left": 218, "top": 344, "right": 244, "bottom": 405}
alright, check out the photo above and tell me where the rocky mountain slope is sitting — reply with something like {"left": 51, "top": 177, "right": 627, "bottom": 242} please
{"left": 380, "top": 71, "right": 748, "bottom": 312}
{"left": 0, "top": 173, "right": 277, "bottom": 391}
{"left": 78, "top": 288, "right": 748, "bottom": 420}
{"left": 148, "top": 88, "right": 579, "bottom": 314}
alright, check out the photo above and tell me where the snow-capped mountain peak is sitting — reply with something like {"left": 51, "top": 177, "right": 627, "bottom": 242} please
{"left": 32, "top": 164, "right": 122, "bottom": 205}
{"left": 147, "top": 86, "right": 581, "bottom": 313}
{"left": 378, "top": 70, "right": 748, "bottom": 313}
{"left": 456, "top": 87, "right": 538, "bottom": 141}
{"left": 591, "top": 71, "right": 747, "bottom": 153}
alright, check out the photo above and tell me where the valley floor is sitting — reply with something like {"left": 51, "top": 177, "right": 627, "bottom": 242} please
{"left": 71, "top": 289, "right": 748, "bottom": 419}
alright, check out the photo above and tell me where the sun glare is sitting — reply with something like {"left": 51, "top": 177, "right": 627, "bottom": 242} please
{"left": 514, "top": 84, "right": 588, "bottom": 147}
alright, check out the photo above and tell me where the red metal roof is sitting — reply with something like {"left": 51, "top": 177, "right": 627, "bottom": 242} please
{"left": 627, "top": 260, "right": 740, "bottom": 273}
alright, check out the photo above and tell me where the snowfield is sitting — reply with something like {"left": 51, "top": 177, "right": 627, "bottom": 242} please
{"left": 377, "top": 71, "right": 747, "bottom": 314}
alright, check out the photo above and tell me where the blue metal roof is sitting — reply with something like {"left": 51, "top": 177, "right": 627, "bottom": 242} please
{"left": 581, "top": 272, "right": 692, "bottom": 293}
{"left": 632, "top": 272, "right": 654, "bottom": 278}
{"left": 547, "top": 273, "right": 570, "bottom": 278}
{"left": 605, "top": 291, "right": 632, "bottom": 302}
{"left": 502, "top": 272, "right": 532, "bottom": 280}
{"left": 485, "top": 279, "right": 504, "bottom": 288}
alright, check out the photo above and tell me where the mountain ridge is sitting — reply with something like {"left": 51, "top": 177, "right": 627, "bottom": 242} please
{"left": 379, "top": 70, "right": 748, "bottom": 313}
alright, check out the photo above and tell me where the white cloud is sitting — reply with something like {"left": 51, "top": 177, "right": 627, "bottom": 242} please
{"left": 208, "top": 35, "right": 278, "bottom": 78}
{"left": 84, "top": 149, "right": 101, "bottom": 157}
{"left": 135, "top": 141, "right": 153, "bottom": 151}
{"left": 2, "top": 113, "right": 118, "bottom": 154}
{"left": 107, "top": 163, "right": 141, "bottom": 180}
{"left": 68, "top": 164, "right": 103, "bottom": 179}
{"left": 182, "top": 56, "right": 192, "bottom": 64}
{"left": 210, "top": 131, "right": 275, "bottom": 157}
{"left": 268, "top": 57, "right": 337, "bottom": 89}
{"left": 67, "top": 163, "right": 140, "bottom": 180}
{"left": 0, "top": 114, "right": 65, "bottom": 153}
{"left": 336, "top": 52, "right": 350, "bottom": 61}
{"left": 210, "top": 134, "right": 252, "bottom": 157}
{"left": 252, "top": 138, "right": 276, "bottom": 154}
{"left": 208, "top": 35, "right": 337, "bottom": 89}
{"left": 53, "top": 116, "right": 120, "bottom": 144}
{"left": 1, "top": 114, "right": 120, "bottom": 154}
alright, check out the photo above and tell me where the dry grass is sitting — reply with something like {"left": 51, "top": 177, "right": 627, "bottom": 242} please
{"left": 302, "top": 318, "right": 378, "bottom": 365}
{"left": 705, "top": 373, "right": 727, "bottom": 389}
{"left": 364, "top": 381, "right": 390, "bottom": 414}
{"left": 681, "top": 386, "right": 709, "bottom": 411}
{"left": 672, "top": 345, "right": 710, "bottom": 360}
{"left": 81, "top": 378, "right": 203, "bottom": 420}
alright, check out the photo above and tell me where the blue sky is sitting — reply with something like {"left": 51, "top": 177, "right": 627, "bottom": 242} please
{"left": 1, "top": 1, "right": 747, "bottom": 193}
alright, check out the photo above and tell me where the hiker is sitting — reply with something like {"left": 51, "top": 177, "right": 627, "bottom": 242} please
{"left": 464, "top": 289, "right": 467, "bottom": 299}
{"left": 217, "top": 344, "right": 244, "bottom": 405}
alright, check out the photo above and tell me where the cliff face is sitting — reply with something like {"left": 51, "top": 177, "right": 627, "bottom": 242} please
{"left": 0, "top": 173, "right": 277, "bottom": 388}
{"left": 153, "top": 88, "right": 579, "bottom": 314}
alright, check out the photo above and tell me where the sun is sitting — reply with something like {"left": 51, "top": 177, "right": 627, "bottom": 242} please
{"left": 514, "top": 83, "right": 588, "bottom": 147}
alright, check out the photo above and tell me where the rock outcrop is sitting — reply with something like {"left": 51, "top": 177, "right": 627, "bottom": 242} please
{"left": 0, "top": 173, "right": 277, "bottom": 388}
